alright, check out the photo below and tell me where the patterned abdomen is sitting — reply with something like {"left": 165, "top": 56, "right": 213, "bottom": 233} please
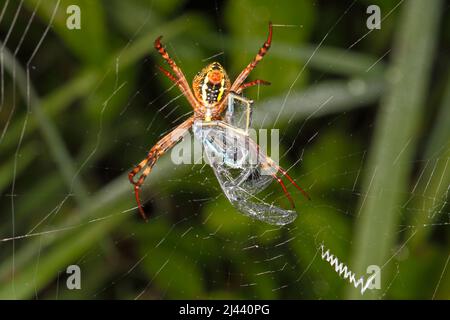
{"left": 193, "top": 62, "right": 231, "bottom": 106}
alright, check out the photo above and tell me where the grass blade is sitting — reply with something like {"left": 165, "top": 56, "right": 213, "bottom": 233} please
{"left": 346, "top": 0, "right": 443, "bottom": 299}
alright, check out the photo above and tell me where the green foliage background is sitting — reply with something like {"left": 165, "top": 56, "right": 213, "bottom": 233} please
{"left": 0, "top": 0, "right": 448, "bottom": 299}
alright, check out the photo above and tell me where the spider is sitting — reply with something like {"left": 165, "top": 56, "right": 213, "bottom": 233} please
{"left": 129, "top": 22, "right": 309, "bottom": 222}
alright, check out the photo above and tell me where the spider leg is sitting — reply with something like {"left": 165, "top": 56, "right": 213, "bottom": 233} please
{"left": 229, "top": 22, "right": 273, "bottom": 93}
{"left": 156, "top": 64, "right": 179, "bottom": 84}
{"left": 237, "top": 79, "right": 271, "bottom": 94}
{"left": 217, "top": 22, "right": 273, "bottom": 114}
{"left": 276, "top": 165, "right": 311, "bottom": 200}
{"left": 261, "top": 157, "right": 310, "bottom": 203}
{"left": 271, "top": 173, "right": 296, "bottom": 208}
{"left": 129, "top": 155, "right": 157, "bottom": 221}
{"left": 129, "top": 116, "right": 194, "bottom": 221}
{"left": 154, "top": 36, "right": 199, "bottom": 109}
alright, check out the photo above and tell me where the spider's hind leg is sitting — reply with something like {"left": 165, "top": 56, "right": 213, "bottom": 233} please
{"left": 262, "top": 158, "right": 311, "bottom": 207}
{"left": 270, "top": 173, "right": 296, "bottom": 208}
{"left": 276, "top": 165, "right": 311, "bottom": 201}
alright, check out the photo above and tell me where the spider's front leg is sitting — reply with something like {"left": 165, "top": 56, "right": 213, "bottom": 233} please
{"left": 154, "top": 36, "right": 199, "bottom": 110}
{"left": 129, "top": 116, "right": 194, "bottom": 221}
{"left": 230, "top": 22, "right": 273, "bottom": 92}
{"left": 237, "top": 79, "right": 271, "bottom": 94}
{"left": 217, "top": 22, "right": 273, "bottom": 114}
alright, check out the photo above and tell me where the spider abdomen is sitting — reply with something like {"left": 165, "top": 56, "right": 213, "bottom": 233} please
{"left": 202, "top": 82, "right": 223, "bottom": 104}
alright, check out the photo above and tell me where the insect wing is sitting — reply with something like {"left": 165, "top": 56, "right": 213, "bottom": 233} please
{"left": 195, "top": 123, "right": 297, "bottom": 225}
{"left": 224, "top": 93, "right": 253, "bottom": 132}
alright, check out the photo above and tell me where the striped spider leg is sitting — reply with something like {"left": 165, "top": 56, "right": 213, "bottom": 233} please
{"left": 128, "top": 117, "right": 194, "bottom": 221}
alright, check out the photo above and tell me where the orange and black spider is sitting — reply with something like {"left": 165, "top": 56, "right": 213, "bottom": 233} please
{"left": 129, "top": 23, "right": 309, "bottom": 221}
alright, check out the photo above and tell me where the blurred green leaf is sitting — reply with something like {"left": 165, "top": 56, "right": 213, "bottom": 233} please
{"left": 0, "top": 142, "right": 37, "bottom": 193}
{"left": 24, "top": 0, "right": 108, "bottom": 64}
{"left": 138, "top": 227, "right": 206, "bottom": 299}
{"left": 408, "top": 70, "right": 450, "bottom": 249}
{"left": 226, "top": 0, "right": 316, "bottom": 94}
{"left": 253, "top": 77, "right": 384, "bottom": 126}
{"left": 347, "top": 0, "right": 443, "bottom": 299}
{"left": 0, "top": 200, "right": 127, "bottom": 299}
{"left": 0, "top": 40, "right": 89, "bottom": 203}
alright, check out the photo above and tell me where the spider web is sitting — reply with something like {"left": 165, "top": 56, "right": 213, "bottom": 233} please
{"left": 0, "top": 0, "right": 448, "bottom": 300}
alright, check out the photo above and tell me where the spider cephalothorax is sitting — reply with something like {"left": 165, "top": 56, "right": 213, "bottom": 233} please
{"left": 192, "top": 62, "right": 231, "bottom": 108}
